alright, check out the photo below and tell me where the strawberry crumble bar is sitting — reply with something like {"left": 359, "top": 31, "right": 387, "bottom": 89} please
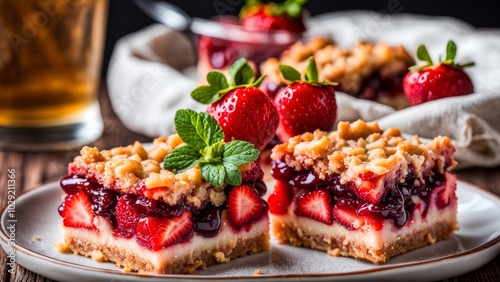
{"left": 268, "top": 120, "right": 458, "bottom": 263}
{"left": 57, "top": 110, "right": 270, "bottom": 273}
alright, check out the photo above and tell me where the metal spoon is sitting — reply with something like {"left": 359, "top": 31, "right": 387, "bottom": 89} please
{"left": 133, "top": 0, "right": 191, "bottom": 31}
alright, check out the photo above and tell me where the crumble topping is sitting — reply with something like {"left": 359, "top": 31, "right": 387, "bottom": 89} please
{"left": 68, "top": 135, "right": 243, "bottom": 208}
{"left": 260, "top": 37, "right": 414, "bottom": 97}
{"left": 271, "top": 120, "right": 456, "bottom": 187}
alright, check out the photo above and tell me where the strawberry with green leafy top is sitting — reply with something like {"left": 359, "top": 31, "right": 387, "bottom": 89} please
{"left": 191, "top": 58, "right": 279, "bottom": 151}
{"left": 163, "top": 109, "right": 260, "bottom": 188}
{"left": 403, "top": 40, "right": 475, "bottom": 106}
{"left": 274, "top": 56, "right": 338, "bottom": 142}
{"left": 240, "top": 0, "right": 307, "bottom": 32}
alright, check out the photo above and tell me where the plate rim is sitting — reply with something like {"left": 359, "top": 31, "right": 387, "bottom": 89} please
{"left": 1, "top": 179, "right": 499, "bottom": 280}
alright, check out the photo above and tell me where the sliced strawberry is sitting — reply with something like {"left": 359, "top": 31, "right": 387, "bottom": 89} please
{"left": 61, "top": 190, "right": 95, "bottom": 229}
{"left": 332, "top": 197, "right": 383, "bottom": 231}
{"left": 297, "top": 189, "right": 333, "bottom": 224}
{"left": 268, "top": 180, "right": 292, "bottom": 215}
{"left": 135, "top": 217, "right": 153, "bottom": 250}
{"left": 136, "top": 211, "right": 193, "bottom": 251}
{"left": 354, "top": 172, "right": 386, "bottom": 204}
{"left": 144, "top": 186, "right": 168, "bottom": 199}
{"left": 114, "top": 195, "right": 141, "bottom": 238}
{"left": 435, "top": 173, "right": 457, "bottom": 208}
{"left": 227, "top": 184, "right": 265, "bottom": 228}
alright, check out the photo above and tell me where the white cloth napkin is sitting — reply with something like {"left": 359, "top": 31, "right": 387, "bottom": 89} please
{"left": 107, "top": 11, "right": 500, "bottom": 169}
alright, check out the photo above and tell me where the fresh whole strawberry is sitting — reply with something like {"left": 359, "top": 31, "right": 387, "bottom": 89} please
{"left": 274, "top": 56, "right": 338, "bottom": 142}
{"left": 240, "top": 0, "right": 307, "bottom": 33}
{"left": 192, "top": 58, "right": 279, "bottom": 151}
{"left": 403, "top": 40, "right": 474, "bottom": 106}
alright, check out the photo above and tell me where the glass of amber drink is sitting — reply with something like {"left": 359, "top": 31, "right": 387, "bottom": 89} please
{"left": 0, "top": 0, "right": 108, "bottom": 151}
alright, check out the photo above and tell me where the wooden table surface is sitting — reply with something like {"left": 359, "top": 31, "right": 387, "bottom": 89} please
{"left": 1, "top": 86, "right": 499, "bottom": 282}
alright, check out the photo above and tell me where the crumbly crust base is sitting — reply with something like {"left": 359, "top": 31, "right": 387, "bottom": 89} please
{"left": 271, "top": 217, "right": 457, "bottom": 263}
{"left": 63, "top": 226, "right": 270, "bottom": 274}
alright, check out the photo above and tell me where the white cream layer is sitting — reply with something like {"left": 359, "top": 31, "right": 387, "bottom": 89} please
{"left": 63, "top": 211, "right": 269, "bottom": 270}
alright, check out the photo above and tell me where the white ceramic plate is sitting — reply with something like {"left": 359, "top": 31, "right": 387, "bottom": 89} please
{"left": 1, "top": 180, "right": 499, "bottom": 282}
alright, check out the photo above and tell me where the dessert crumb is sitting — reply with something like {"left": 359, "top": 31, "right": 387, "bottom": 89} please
{"left": 254, "top": 269, "right": 262, "bottom": 275}
{"left": 426, "top": 233, "right": 437, "bottom": 244}
{"left": 91, "top": 250, "right": 105, "bottom": 262}
{"left": 214, "top": 251, "right": 230, "bottom": 263}
{"left": 53, "top": 241, "right": 72, "bottom": 253}
{"left": 123, "top": 267, "right": 134, "bottom": 273}
{"left": 34, "top": 235, "right": 42, "bottom": 241}
{"left": 328, "top": 248, "right": 341, "bottom": 256}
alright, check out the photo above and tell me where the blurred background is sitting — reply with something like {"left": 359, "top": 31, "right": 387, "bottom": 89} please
{"left": 104, "top": 0, "right": 499, "bottom": 74}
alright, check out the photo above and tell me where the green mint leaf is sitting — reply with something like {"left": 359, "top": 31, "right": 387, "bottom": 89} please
{"left": 174, "top": 110, "right": 223, "bottom": 151}
{"left": 200, "top": 142, "right": 225, "bottom": 164}
{"left": 191, "top": 85, "right": 219, "bottom": 104}
{"left": 416, "top": 44, "right": 433, "bottom": 64}
{"left": 305, "top": 56, "right": 319, "bottom": 82}
{"left": 222, "top": 140, "right": 259, "bottom": 166}
{"left": 228, "top": 58, "right": 248, "bottom": 86}
{"left": 163, "top": 145, "right": 201, "bottom": 173}
{"left": 197, "top": 112, "right": 224, "bottom": 147}
{"left": 201, "top": 163, "right": 225, "bottom": 187}
{"left": 279, "top": 64, "right": 301, "bottom": 82}
{"left": 223, "top": 162, "right": 242, "bottom": 186}
{"left": 207, "top": 71, "right": 229, "bottom": 91}
{"left": 446, "top": 40, "right": 457, "bottom": 62}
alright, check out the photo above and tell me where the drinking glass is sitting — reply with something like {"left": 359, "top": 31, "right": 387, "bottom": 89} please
{"left": 0, "top": 0, "right": 108, "bottom": 151}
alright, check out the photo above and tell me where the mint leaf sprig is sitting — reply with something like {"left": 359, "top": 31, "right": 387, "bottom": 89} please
{"left": 191, "top": 58, "right": 266, "bottom": 105}
{"left": 279, "top": 56, "right": 338, "bottom": 87}
{"left": 163, "top": 109, "right": 260, "bottom": 188}
{"left": 410, "top": 40, "right": 475, "bottom": 71}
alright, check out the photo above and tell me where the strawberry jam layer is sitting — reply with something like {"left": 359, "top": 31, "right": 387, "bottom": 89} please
{"left": 269, "top": 160, "right": 453, "bottom": 230}
{"left": 58, "top": 174, "right": 268, "bottom": 250}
